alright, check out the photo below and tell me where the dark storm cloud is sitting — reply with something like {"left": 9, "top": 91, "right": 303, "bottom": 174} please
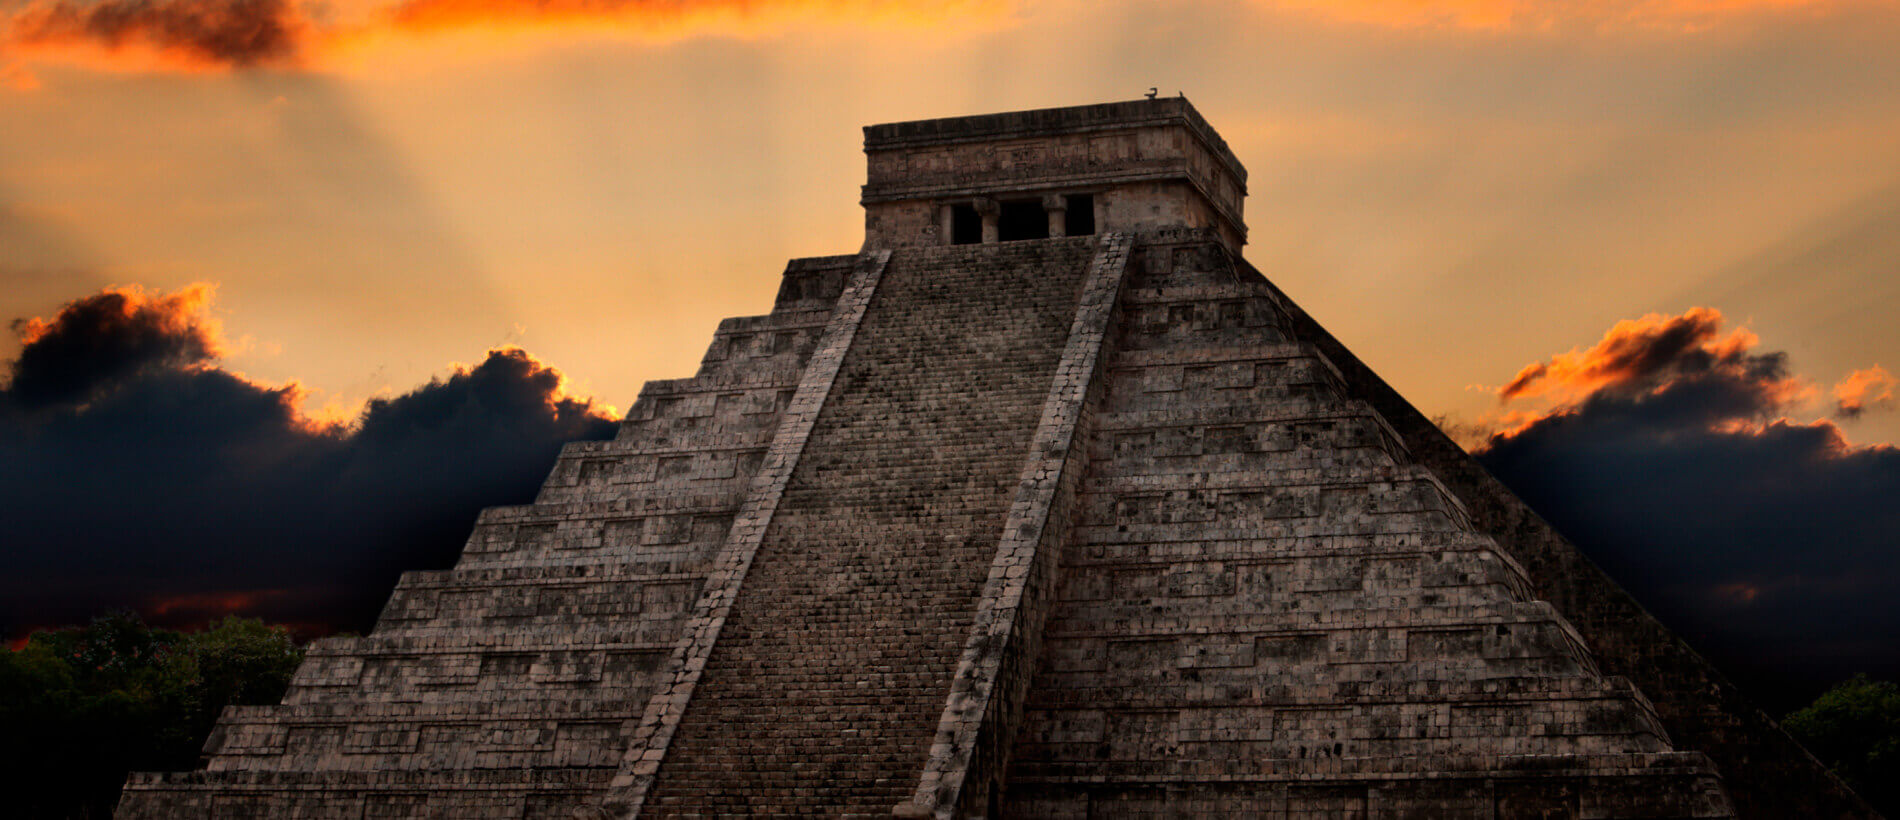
{"left": 4, "top": 0, "right": 309, "bottom": 69}
{"left": 0, "top": 285, "right": 617, "bottom": 638}
{"left": 1475, "top": 308, "right": 1900, "bottom": 707}
{"left": 4, "top": 284, "right": 221, "bottom": 410}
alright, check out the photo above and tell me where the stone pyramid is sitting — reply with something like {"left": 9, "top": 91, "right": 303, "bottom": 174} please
{"left": 119, "top": 99, "right": 1873, "bottom": 819}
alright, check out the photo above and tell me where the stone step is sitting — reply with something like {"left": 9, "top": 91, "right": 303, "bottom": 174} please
{"left": 644, "top": 238, "right": 1104, "bottom": 814}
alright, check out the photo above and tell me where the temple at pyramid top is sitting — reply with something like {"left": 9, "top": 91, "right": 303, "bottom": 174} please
{"left": 117, "top": 99, "right": 1872, "bottom": 819}
{"left": 861, "top": 97, "right": 1248, "bottom": 251}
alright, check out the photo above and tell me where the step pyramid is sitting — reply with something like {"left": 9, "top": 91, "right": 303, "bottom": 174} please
{"left": 118, "top": 98, "right": 1872, "bottom": 819}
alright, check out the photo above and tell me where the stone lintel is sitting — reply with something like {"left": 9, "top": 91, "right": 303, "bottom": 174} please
{"left": 863, "top": 98, "right": 1245, "bottom": 185}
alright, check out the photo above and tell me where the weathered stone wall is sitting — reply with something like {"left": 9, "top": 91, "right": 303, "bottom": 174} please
{"left": 640, "top": 238, "right": 1101, "bottom": 816}
{"left": 115, "top": 255, "right": 863, "bottom": 818}
{"left": 1097, "top": 182, "right": 1232, "bottom": 247}
{"left": 999, "top": 233, "right": 1733, "bottom": 818}
{"left": 1254, "top": 260, "right": 1878, "bottom": 819}
{"left": 862, "top": 98, "right": 1246, "bottom": 251}
{"left": 863, "top": 198, "right": 941, "bottom": 249}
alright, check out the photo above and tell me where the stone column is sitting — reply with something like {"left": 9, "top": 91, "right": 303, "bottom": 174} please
{"left": 975, "top": 198, "right": 1000, "bottom": 244}
{"left": 1044, "top": 194, "right": 1067, "bottom": 238}
{"left": 939, "top": 204, "right": 956, "bottom": 246}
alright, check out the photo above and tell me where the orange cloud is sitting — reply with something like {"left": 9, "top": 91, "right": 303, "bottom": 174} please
{"left": 380, "top": 0, "right": 1005, "bottom": 37}
{"left": 148, "top": 589, "right": 284, "bottom": 617}
{"left": 1261, "top": 0, "right": 1841, "bottom": 31}
{"left": 5, "top": 283, "right": 344, "bottom": 435}
{"left": 1497, "top": 306, "right": 1756, "bottom": 402}
{"left": 6, "top": 282, "right": 238, "bottom": 410}
{"left": 8, "top": 283, "right": 620, "bottom": 434}
{"left": 13, "top": 281, "right": 225, "bottom": 352}
{"left": 3, "top": 0, "right": 311, "bottom": 72}
{"left": 1459, "top": 307, "right": 1829, "bottom": 450}
{"left": 139, "top": 589, "right": 340, "bottom": 636}
{"left": 1833, "top": 365, "right": 1895, "bottom": 418}
{"left": 3, "top": 0, "right": 1007, "bottom": 72}
{"left": 1709, "top": 581, "right": 1762, "bottom": 605}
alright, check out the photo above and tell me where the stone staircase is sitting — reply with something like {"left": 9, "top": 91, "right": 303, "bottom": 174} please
{"left": 114, "top": 256, "right": 863, "bottom": 818}
{"left": 642, "top": 238, "right": 1101, "bottom": 816}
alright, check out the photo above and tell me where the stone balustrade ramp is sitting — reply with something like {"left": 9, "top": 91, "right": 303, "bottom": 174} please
{"left": 639, "top": 238, "right": 1102, "bottom": 815}
{"left": 113, "top": 256, "right": 868, "bottom": 819}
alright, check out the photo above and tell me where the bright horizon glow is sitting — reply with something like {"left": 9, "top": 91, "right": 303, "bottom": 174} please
{"left": 4, "top": 0, "right": 1899, "bottom": 449}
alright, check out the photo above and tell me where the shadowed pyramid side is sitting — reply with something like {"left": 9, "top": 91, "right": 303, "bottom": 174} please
{"left": 1257, "top": 259, "right": 1877, "bottom": 819}
{"left": 113, "top": 255, "right": 868, "bottom": 818}
{"left": 1003, "top": 233, "right": 1735, "bottom": 818}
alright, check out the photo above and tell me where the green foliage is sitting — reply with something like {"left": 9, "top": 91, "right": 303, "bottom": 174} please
{"left": 0, "top": 612, "right": 305, "bottom": 819}
{"left": 183, "top": 616, "right": 305, "bottom": 725}
{"left": 1784, "top": 675, "right": 1900, "bottom": 815}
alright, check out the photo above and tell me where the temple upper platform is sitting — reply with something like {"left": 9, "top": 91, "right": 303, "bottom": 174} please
{"left": 861, "top": 97, "right": 1248, "bottom": 252}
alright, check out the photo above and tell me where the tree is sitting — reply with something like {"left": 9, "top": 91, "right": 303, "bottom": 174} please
{"left": 0, "top": 612, "right": 304, "bottom": 818}
{"left": 178, "top": 616, "right": 304, "bottom": 745}
{"left": 1784, "top": 675, "right": 1900, "bottom": 815}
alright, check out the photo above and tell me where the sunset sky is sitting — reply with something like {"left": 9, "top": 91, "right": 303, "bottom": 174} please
{"left": 4, "top": 0, "right": 1898, "bottom": 706}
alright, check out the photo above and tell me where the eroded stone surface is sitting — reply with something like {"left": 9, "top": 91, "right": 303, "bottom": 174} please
{"left": 116, "top": 256, "right": 864, "bottom": 818}
{"left": 997, "top": 234, "right": 1732, "bottom": 818}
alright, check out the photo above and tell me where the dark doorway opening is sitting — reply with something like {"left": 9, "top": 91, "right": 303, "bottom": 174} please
{"left": 950, "top": 204, "right": 982, "bottom": 245}
{"left": 1065, "top": 194, "right": 1096, "bottom": 236}
{"left": 999, "top": 200, "right": 1048, "bottom": 242}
